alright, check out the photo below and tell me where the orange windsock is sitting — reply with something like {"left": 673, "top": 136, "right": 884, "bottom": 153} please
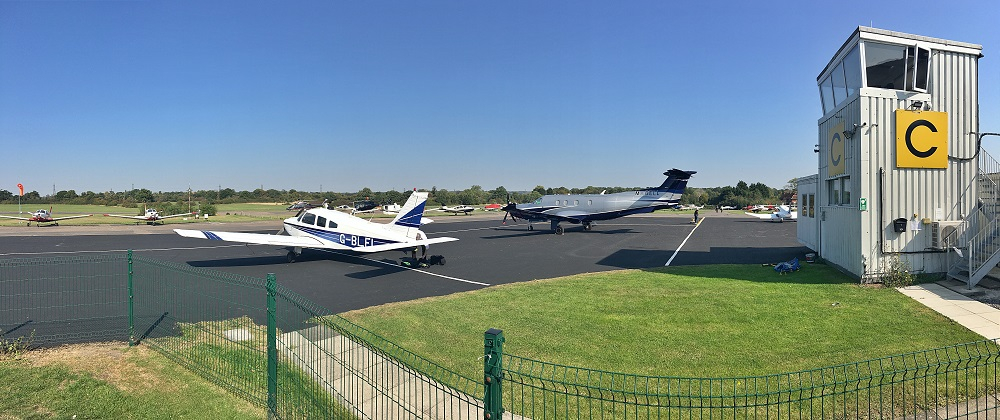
{"left": 17, "top": 183, "right": 23, "bottom": 196}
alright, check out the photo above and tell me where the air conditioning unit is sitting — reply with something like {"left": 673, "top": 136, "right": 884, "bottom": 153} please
{"left": 931, "top": 221, "right": 963, "bottom": 249}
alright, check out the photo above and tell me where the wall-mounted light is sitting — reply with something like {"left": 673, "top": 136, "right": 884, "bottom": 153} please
{"left": 814, "top": 144, "right": 820, "bottom": 153}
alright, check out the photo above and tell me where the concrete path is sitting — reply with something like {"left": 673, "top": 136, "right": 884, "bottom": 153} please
{"left": 897, "top": 282, "right": 1000, "bottom": 340}
{"left": 277, "top": 325, "right": 486, "bottom": 420}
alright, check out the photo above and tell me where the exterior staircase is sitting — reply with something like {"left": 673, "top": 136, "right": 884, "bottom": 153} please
{"left": 946, "top": 150, "right": 1000, "bottom": 288}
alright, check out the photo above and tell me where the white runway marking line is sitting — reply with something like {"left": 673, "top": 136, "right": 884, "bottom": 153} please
{"left": 0, "top": 244, "right": 249, "bottom": 257}
{"left": 317, "top": 249, "right": 491, "bottom": 287}
{"left": 665, "top": 217, "right": 705, "bottom": 267}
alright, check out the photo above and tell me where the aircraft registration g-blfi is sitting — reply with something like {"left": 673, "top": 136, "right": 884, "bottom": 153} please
{"left": 174, "top": 191, "right": 458, "bottom": 263}
{"left": 0, "top": 207, "right": 92, "bottom": 226}
{"left": 744, "top": 205, "right": 798, "bottom": 222}
{"left": 104, "top": 207, "right": 196, "bottom": 225}
{"left": 501, "top": 169, "right": 696, "bottom": 235}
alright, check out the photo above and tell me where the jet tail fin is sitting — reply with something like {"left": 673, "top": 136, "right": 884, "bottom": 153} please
{"left": 654, "top": 169, "right": 697, "bottom": 193}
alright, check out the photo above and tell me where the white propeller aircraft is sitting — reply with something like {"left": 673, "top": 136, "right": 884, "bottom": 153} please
{"left": 0, "top": 207, "right": 92, "bottom": 226}
{"left": 174, "top": 191, "right": 458, "bottom": 262}
{"left": 104, "top": 207, "right": 195, "bottom": 225}
{"left": 436, "top": 205, "right": 476, "bottom": 215}
{"left": 744, "top": 205, "right": 797, "bottom": 222}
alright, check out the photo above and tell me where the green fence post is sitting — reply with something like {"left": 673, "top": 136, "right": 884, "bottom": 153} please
{"left": 484, "top": 328, "right": 505, "bottom": 420}
{"left": 266, "top": 273, "right": 278, "bottom": 419}
{"left": 128, "top": 250, "right": 134, "bottom": 346}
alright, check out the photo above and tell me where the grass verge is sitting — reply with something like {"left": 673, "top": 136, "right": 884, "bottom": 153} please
{"left": 340, "top": 263, "right": 991, "bottom": 379}
{"left": 0, "top": 342, "right": 264, "bottom": 419}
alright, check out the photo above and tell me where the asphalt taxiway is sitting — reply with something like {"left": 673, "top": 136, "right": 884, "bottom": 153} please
{"left": 0, "top": 212, "right": 808, "bottom": 314}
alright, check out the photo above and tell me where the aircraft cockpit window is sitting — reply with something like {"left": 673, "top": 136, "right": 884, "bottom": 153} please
{"left": 316, "top": 216, "right": 327, "bottom": 227}
{"left": 533, "top": 198, "right": 542, "bottom": 204}
{"left": 301, "top": 213, "right": 316, "bottom": 225}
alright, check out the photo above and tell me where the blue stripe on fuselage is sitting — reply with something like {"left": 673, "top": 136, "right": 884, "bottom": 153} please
{"left": 286, "top": 223, "right": 401, "bottom": 248}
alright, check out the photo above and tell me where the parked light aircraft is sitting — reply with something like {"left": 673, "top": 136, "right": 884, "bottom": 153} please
{"left": 501, "top": 169, "right": 696, "bottom": 235}
{"left": 174, "top": 191, "right": 457, "bottom": 262}
{"left": 382, "top": 203, "right": 402, "bottom": 214}
{"left": 744, "top": 205, "right": 797, "bottom": 222}
{"left": 104, "top": 207, "right": 195, "bottom": 225}
{"left": 287, "top": 199, "right": 327, "bottom": 211}
{"left": 676, "top": 204, "right": 705, "bottom": 210}
{"left": 436, "top": 205, "right": 476, "bottom": 215}
{"left": 0, "top": 207, "right": 92, "bottom": 226}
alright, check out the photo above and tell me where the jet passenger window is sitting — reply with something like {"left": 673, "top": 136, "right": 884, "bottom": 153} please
{"left": 302, "top": 213, "right": 316, "bottom": 225}
{"left": 328, "top": 221, "right": 338, "bottom": 229}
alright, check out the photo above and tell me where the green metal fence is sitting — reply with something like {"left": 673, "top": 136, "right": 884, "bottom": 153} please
{"left": 1, "top": 253, "right": 482, "bottom": 419}
{"left": 2, "top": 253, "right": 999, "bottom": 419}
{"left": 497, "top": 337, "right": 999, "bottom": 419}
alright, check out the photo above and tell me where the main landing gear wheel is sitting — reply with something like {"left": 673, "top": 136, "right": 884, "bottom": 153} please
{"left": 528, "top": 225, "right": 533, "bottom": 231}
{"left": 555, "top": 225, "right": 565, "bottom": 235}
{"left": 583, "top": 223, "right": 593, "bottom": 231}
{"left": 286, "top": 251, "right": 298, "bottom": 263}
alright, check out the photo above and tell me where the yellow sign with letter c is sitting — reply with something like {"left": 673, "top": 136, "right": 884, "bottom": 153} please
{"left": 896, "top": 110, "right": 948, "bottom": 169}
{"left": 828, "top": 121, "right": 845, "bottom": 176}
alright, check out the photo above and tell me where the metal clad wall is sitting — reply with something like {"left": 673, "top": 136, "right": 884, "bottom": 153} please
{"left": 863, "top": 52, "right": 977, "bottom": 276}
{"left": 817, "top": 98, "right": 863, "bottom": 275}
{"left": 816, "top": 41, "right": 979, "bottom": 278}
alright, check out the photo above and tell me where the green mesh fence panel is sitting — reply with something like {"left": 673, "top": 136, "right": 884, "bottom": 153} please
{"left": 0, "top": 254, "right": 129, "bottom": 346}
{"left": 501, "top": 339, "right": 999, "bottom": 419}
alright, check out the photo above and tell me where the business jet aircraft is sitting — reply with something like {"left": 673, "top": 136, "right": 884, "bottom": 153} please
{"left": 104, "top": 207, "right": 196, "bottom": 225}
{"left": 174, "top": 191, "right": 457, "bottom": 262}
{"left": 437, "top": 205, "right": 476, "bottom": 215}
{"left": 501, "top": 169, "right": 696, "bottom": 235}
{"left": 0, "top": 207, "right": 92, "bottom": 226}
{"left": 744, "top": 205, "right": 797, "bottom": 222}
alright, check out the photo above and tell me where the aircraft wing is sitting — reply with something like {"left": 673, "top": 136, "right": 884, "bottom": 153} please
{"left": 0, "top": 215, "right": 30, "bottom": 221}
{"left": 174, "top": 229, "right": 328, "bottom": 248}
{"left": 104, "top": 213, "right": 146, "bottom": 220}
{"left": 50, "top": 214, "right": 93, "bottom": 221}
{"left": 744, "top": 212, "right": 777, "bottom": 220}
{"left": 540, "top": 210, "right": 590, "bottom": 222}
{"left": 173, "top": 229, "right": 458, "bottom": 253}
{"left": 160, "top": 212, "right": 196, "bottom": 219}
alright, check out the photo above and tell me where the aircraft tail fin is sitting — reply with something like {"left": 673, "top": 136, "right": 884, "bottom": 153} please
{"left": 389, "top": 191, "right": 430, "bottom": 229}
{"left": 654, "top": 169, "right": 697, "bottom": 194}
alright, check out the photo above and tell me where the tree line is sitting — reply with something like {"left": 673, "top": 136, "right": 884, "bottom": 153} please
{"left": 0, "top": 179, "right": 796, "bottom": 210}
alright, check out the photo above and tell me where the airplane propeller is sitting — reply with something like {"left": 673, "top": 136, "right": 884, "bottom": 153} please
{"left": 502, "top": 194, "right": 518, "bottom": 224}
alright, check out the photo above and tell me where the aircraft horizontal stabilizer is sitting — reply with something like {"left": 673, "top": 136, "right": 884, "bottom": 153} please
{"left": 173, "top": 229, "right": 325, "bottom": 248}
{"left": 351, "top": 236, "right": 459, "bottom": 253}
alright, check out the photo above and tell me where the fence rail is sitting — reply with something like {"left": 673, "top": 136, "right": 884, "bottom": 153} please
{"left": 2, "top": 253, "right": 999, "bottom": 419}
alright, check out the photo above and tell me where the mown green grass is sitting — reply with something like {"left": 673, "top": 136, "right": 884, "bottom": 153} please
{"left": 146, "top": 316, "right": 354, "bottom": 419}
{"left": 0, "top": 343, "right": 264, "bottom": 419}
{"left": 340, "top": 264, "right": 989, "bottom": 380}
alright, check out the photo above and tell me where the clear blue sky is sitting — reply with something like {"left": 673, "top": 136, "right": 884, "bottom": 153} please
{"left": 1, "top": 1, "right": 998, "bottom": 194}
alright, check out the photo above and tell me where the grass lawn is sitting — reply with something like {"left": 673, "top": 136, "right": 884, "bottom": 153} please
{"left": 0, "top": 342, "right": 264, "bottom": 419}
{"left": 340, "top": 263, "right": 990, "bottom": 380}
